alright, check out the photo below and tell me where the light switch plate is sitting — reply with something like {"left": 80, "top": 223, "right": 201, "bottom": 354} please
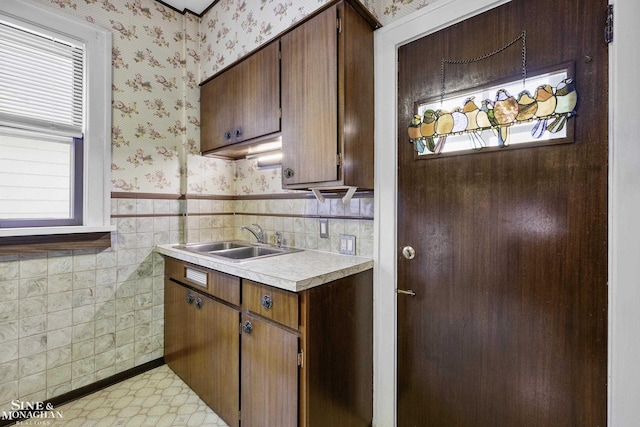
{"left": 339, "top": 234, "right": 356, "bottom": 255}
{"left": 319, "top": 218, "right": 329, "bottom": 238}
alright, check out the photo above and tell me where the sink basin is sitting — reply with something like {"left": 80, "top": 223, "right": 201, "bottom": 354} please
{"left": 173, "top": 241, "right": 301, "bottom": 262}
{"left": 174, "top": 241, "right": 250, "bottom": 253}
{"left": 212, "top": 246, "right": 289, "bottom": 260}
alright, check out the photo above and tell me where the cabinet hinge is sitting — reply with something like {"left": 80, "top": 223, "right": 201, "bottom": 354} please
{"left": 336, "top": 153, "right": 342, "bottom": 166}
{"left": 605, "top": 4, "right": 613, "bottom": 44}
{"left": 297, "top": 351, "right": 304, "bottom": 368}
{"left": 279, "top": 107, "right": 282, "bottom": 119}
{"left": 337, "top": 17, "right": 342, "bottom": 34}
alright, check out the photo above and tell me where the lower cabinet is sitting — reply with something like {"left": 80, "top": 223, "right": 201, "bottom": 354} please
{"left": 164, "top": 257, "right": 373, "bottom": 427}
{"left": 164, "top": 279, "right": 240, "bottom": 427}
{"left": 241, "top": 314, "right": 298, "bottom": 427}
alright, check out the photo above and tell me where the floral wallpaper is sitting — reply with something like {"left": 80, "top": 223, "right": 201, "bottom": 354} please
{"left": 32, "top": 0, "right": 442, "bottom": 196}
{"left": 199, "top": 0, "right": 443, "bottom": 80}
{"left": 34, "top": 0, "right": 198, "bottom": 194}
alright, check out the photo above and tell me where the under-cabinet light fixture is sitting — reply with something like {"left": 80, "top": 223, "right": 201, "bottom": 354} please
{"left": 246, "top": 149, "right": 282, "bottom": 168}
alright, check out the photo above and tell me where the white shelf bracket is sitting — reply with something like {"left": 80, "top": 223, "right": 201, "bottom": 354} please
{"left": 341, "top": 186, "right": 357, "bottom": 205}
{"left": 311, "top": 189, "right": 326, "bottom": 204}
{"left": 309, "top": 186, "right": 357, "bottom": 205}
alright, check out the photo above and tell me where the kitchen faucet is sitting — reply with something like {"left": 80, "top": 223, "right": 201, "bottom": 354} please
{"left": 240, "top": 224, "right": 264, "bottom": 243}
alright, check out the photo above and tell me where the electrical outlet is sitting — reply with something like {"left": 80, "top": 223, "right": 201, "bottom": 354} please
{"left": 319, "top": 218, "right": 329, "bottom": 238}
{"left": 339, "top": 234, "right": 356, "bottom": 255}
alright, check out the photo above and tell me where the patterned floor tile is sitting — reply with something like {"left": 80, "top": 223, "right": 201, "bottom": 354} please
{"left": 47, "top": 365, "right": 228, "bottom": 427}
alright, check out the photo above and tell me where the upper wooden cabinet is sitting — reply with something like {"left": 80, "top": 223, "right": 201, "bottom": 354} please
{"left": 200, "top": 40, "right": 281, "bottom": 154}
{"left": 281, "top": 1, "right": 375, "bottom": 190}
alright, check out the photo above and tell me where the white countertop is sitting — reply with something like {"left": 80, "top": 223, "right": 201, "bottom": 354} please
{"left": 155, "top": 244, "right": 373, "bottom": 292}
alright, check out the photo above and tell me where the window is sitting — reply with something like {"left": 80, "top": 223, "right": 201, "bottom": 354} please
{"left": 413, "top": 68, "right": 575, "bottom": 157}
{"left": 0, "top": 0, "right": 112, "bottom": 237}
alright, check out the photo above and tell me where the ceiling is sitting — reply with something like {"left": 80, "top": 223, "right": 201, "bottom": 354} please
{"left": 161, "top": 0, "right": 213, "bottom": 15}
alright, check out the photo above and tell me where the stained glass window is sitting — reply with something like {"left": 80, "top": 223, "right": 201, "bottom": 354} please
{"left": 408, "top": 68, "right": 577, "bottom": 156}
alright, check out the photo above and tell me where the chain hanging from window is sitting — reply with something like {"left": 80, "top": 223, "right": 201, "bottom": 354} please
{"left": 440, "top": 31, "right": 527, "bottom": 105}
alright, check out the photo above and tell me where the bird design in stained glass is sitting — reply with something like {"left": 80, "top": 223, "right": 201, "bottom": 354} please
{"left": 531, "top": 84, "right": 556, "bottom": 138}
{"left": 493, "top": 89, "right": 518, "bottom": 147}
{"left": 547, "top": 78, "right": 577, "bottom": 133}
{"left": 420, "top": 109, "right": 437, "bottom": 152}
{"left": 406, "top": 77, "right": 578, "bottom": 154}
{"left": 463, "top": 97, "right": 485, "bottom": 150}
{"left": 408, "top": 114, "right": 425, "bottom": 153}
{"left": 516, "top": 90, "right": 537, "bottom": 122}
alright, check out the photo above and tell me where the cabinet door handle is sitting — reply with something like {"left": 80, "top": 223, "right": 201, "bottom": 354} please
{"left": 186, "top": 293, "right": 194, "bottom": 304}
{"left": 233, "top": 128, "right": 242, "bottom": 138}
{"left": 195, "top": 297, "right": 203, "bottom": 309}
{"left": 242, "top": 320, "right": 253, "bottom": 334}
{"left": 224, "top": 131, "right": 232, "bottom": 140}
{"left": 261, "top": 295, "right": 273, "bottom": 310}
{"left": 283, "top": 168, "right": 294, "bottom": 179}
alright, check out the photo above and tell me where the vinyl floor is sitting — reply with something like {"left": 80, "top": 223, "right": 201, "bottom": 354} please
{"left": 46, "top": 364, "right": 228, "bottom": 427}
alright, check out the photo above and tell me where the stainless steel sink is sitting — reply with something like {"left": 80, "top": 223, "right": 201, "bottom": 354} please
{"left": 211, "top": 245, "right": 290, "bottom": 260}
{"left": 173, "top": 241, "right": 301, "bottom": 262}
{"left": 175, "top": 241, "right": 249, "bottom": 253}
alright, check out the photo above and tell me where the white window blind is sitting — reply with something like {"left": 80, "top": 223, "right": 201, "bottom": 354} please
{"left": 0, "top": 16, "right": 84, "bottom": 225}
{"left": 0, "top": 0, "right": 112, "bottom": 237}
{"left": 0, "top": 20, "right": 84, "bottom": 137}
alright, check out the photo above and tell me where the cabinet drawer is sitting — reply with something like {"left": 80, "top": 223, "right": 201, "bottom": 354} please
{"left": 164, "top": 257, "right": 240, "bottom": 306}
{"left": 242, "top": 280, "right": 298, "bottom": 330}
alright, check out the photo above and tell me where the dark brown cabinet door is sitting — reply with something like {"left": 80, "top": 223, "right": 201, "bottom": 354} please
{"left": 237, "top": 41, "right": 280, "bottom": 144}
{"left": 241, "top": 314, "right": 298, "bottom": 427}
{"left": 190, "top": 292, "right": 240, "bottom": 427}
{"left": 200, "top": 67, "right": 235, "bottom": 151}
{"left": 200, "top": 41, "right": 280, "bottom": 153}
{"left": 164, "top": 280, "right": 240, "bottom": 427}
{"left": 397, "top": 0, "right": 608, "bottom": 426}
{"left": 164, "top": 279, "right": 190, "bottom": 382}
{"left": 281, "top": 5, "right": 339, "bottom": 187}
{"left": 281, "top": 1, "right": 375, "bottom": 190}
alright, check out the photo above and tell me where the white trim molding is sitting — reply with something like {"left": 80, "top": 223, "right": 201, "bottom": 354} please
{"left": 374, "top": 0, "right": 640, "bottom": 425}
{"left": 608, "top": 0, "right": 640, "bottom": 426}
{"left": 374, "top": 1, "right": 523, "bottom": 425}
{"left": 0, "top": 0, "right": 113, "bottom": 237}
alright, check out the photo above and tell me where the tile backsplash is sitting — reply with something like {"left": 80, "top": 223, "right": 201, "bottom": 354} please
{"left": 4, "top": 0, "right": 389, "bottom": 413}
{"left": 0, "top": 193, "right": 372, "bottom": 410}
{"left": 0, "top": 198, "right": 180, "bottom": 408}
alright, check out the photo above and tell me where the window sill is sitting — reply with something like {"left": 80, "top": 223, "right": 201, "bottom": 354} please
{"left": 0, "top": 226, "right": 115, "bottom": 255}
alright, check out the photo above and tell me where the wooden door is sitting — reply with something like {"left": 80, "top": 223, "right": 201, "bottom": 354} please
{"left": 238, "top": 41, "right": 280, "bottom": 143}
{"left": 281, "top": 5, "right": 338, "bottom": 187}
{"left": 164, "top": 279, "right": 190, "bottom": 383}
{"left": 190, "top": 292, "right": 240, "bottom": 427}
{"left": 241, "top": 314, "right": 298, "bottom": 427}
{"left": 200, "top": 67, "right": 235, "bottom": 152}
{"left": 396, "top": 1, "right": 608, "bottom": 426}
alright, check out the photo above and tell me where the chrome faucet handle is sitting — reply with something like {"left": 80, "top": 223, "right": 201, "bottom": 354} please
{"left": 240, "top": 224, "right": 264, "bottom": 243}
{"left": 251, "top": 224, "right": 264, "bottom": 242}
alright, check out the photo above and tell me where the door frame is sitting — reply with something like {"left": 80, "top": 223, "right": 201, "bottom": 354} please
{"left": 372, "top": 0, "right": 640, "bottom": 425}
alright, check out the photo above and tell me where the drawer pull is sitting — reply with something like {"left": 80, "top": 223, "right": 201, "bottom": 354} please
{"left": 261, "top": 295, "right": 273, "bottom": 310}
{"left": 195, "top": 297, "right": 203, "bottom": 309}
{"left": 186, "top": 293, "right": 194, "bottom": 304}
{"left": 242, "top": 320, "right": 253, "bottom": 334}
